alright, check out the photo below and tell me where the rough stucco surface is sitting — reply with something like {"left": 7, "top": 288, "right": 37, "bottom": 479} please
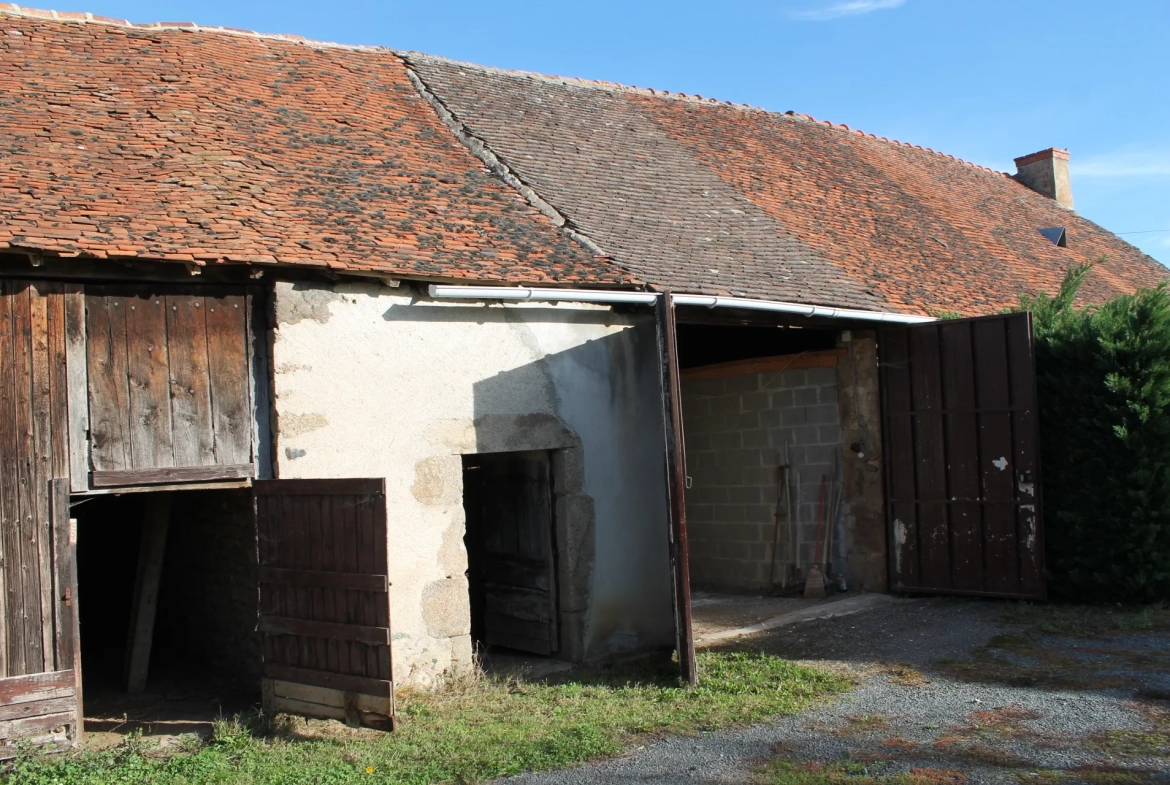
{"left": 270, "top": 281, "right": 673, "bottom": 683}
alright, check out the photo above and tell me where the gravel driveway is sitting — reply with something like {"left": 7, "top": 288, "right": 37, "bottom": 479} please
{"left": 497, "top": 598, "right": 1170, "bottom": 784}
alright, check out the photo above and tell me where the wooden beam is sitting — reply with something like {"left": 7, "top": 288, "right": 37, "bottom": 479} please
{"left": 90, "top": 464, "right": 253, "bottom": 488}
{"left": 123, "top": 494, "right": 170, "bottom": 694}
{"left": 656, "top": 292, "right": 697, "bottom": 686}
{"left": 680, "top": 349, "right": 845, "bottom": 383}
{"left": 50, "top": 479, "right": 82, "bottom": 743}
{"left": 258, "top": 567, "right": 389, "bottom": 593}
{"left": 62, "top": 284, "right": 89, "bottom": 494}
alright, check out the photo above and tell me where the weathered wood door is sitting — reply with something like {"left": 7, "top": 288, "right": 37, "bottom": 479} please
{"left": 0, "top": 481, "right": 83, "bottom": 756}
{"left": 880, "top": 312, "right": 1045, "bottom": 599}
{"left": 254, "top": 479, "right": 395, "bottom": 730}
{"left": 463, "top": 452, "right": 558, "bottom": 656}
{"left": 0, "top": 279, "right": 84, "bottom": 754}
{"left": 84, "top": 286, "right": 255, "bottom": 488}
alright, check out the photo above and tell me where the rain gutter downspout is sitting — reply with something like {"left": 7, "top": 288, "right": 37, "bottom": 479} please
{"left": 426, "top": 285, "right": 935, "bottom": 324}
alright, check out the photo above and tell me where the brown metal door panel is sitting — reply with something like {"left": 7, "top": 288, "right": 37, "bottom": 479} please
{"left": 254, "top": 479, "right": 395, "bottom": 731}
{"left": 880, "top": 312, "right": 1045, "bottom": 600}
{"left": 939, "top": 322, "right": 983, "bottom": 592}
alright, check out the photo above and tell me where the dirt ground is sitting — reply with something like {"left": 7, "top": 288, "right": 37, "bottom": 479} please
{"left": 500, "top": 597, "right": 1170, "bottom": 785}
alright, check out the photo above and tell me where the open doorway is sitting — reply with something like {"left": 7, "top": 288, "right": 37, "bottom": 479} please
{"left": 74, "top": 488, "right": 260, "bottom": 743}
{"left": 462, "top": 451, "right": 558, "bottom": 659}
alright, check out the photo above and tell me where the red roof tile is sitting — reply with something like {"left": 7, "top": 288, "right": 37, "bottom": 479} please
{"left": 406, "top": 56, "right": 1169, "bottom": 315}
{"left": 0, "top": 8, "right": 628, "bottom": 285}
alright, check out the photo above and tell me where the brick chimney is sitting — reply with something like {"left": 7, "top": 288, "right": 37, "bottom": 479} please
{"left": 1013, "top": 148, "right": 1074, "bottom": 210}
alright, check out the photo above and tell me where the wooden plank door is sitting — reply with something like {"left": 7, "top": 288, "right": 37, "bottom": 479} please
{"left": 880, "top": 312, "right": 1045, "bottom": 599}
{"left": 463, "top": 452, "right": 557, "bottom": 656}
{"left": 254, "top": 479, "right": 395, "bottom": 731}
{"left": 84, "top": 286, "right": 255, "bottom": 488}
{"left": 655, "top": 293, "right": 697, "bottom": 685}
{"left": 0, "top": 480, "right": 83, "bottom": 757}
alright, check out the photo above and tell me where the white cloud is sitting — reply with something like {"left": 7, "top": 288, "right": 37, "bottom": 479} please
{"left": 1073, "top": 146, "right": 1170, "bottom": 178}
{"left": 788, "top": 0, "right": 906, "bottom": 22}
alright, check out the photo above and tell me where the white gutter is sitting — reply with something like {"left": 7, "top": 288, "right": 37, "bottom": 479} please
{"left": 426, "top": 284, "right": 934, "bottom": 324}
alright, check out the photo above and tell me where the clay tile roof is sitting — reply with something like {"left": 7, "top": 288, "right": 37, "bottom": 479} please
{"left": 0, "top": 8, "right": 630, "bottom": 286}
{"left": 405, "top": 53, "right": 1169, "bottom": 316}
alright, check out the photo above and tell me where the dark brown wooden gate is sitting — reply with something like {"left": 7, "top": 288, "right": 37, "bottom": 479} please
{"left": 254, "top": 479, "right": 395, "bottom": 730}
{"left": 0, "top": 278, "right": 83, "bottom": 754}
{"left": 880, "top": 312, "right": 1045, "bottom": 599}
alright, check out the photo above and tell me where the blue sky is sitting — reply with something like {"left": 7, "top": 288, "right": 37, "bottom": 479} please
{"left": 44, "top": 0, "right": 1170, "bottom": 266}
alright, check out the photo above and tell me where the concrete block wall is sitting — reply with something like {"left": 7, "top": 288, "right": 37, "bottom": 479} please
{"left": 682, "top": 366, "right": 842, "bottom": 591}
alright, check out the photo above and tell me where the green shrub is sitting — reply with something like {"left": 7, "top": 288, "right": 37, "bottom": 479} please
{"left": 1023, "top": 262, "right": 1170, "bottom": 602}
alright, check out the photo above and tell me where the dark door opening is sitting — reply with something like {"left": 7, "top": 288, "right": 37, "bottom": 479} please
{"left": 74, "top": 488, "right": 260, "bottom": 738}
{"left": 462, "top": 451, "right": 558, "bottom": 657}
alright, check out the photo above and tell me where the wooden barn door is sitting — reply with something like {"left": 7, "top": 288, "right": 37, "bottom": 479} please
{"left": 254, "top": 479, "right": 395, "bottom": 730}
{"left": 463, "top": 452, "right": 557, "bottom": 656}
{"left": 0, "top": 279, "right": 84, "bottom": 755}
{"left": 880, "top": 312, "right": 1045, "bottom": 599}
{"left": 84, "top": 285, "right": 255, "bottom": 488}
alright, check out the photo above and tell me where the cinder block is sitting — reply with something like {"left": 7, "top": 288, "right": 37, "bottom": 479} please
{"left": 780, "top": 370, "right": 807, "bottom": 388}
{"left": 727, "top": 485, "right": 762, "bottom": 505}
{"left": 709, "top": 467, "right": 745, "bottom": 486}
{"left": 713, "top": 504, "right": 747, "bottom": 523}
{"left": 686, "top": 433, "right": 712, "bottom": 451}
{"left": 819, "top": 385, "right": 840, "bottom": 405}
{"left": 711, "top": 431, "right": 742, "bottom": 450}
{"left": 770, "top": 388, "right": 795, "bottom": 409}
{"left": 806, "top": 367, "right": 837, "bottom": 386}
{"left": 781, "top": 407, "right": 808, "bottom": 426}
{"left": 741, "top": 466, "right": 775, "bottom": 486}
{"left": 742, "top": 503, "right": 775, "bottom": 524}
{"left": 723, "top": 374, "right": 760, "bottom": 394}
{"left": 741, "top": 391, "right": 769, "bottom": 412}
{"left": 790, "top": 425, "right": 819, "bottom": 444}
{"left": 818, "top": 425, "right": 842, "bottom": 444}
{"left": 742, "top": 429, "right": 768, "bottom": 449}
{"left": 682, "top": 378, "right": 724, "bottom": 396}
{"left": 805, "top": 404, "right": 840, "bottom": 424}
{"left": 682, "top": 395, "right": 710, "bottom": 419}
{"left": 710, "top": 395, "right": 740, "bottom": 416}
{"left": 719, "top": 541, "right": 752, "bottom": 560}
{"left": 794, "top": 387, "right": 819, "bottom": 406}
{"left": 731, "top": 410, "right": 761, "bottom": 430}
{"left": 687, "top": 505, "right": 715, "bottom": 524}
{"left": 760, "top": 408, "right": 782, "bottom": 427}
{"left": 804, "top": 445, "right": 837, "bottom": 465}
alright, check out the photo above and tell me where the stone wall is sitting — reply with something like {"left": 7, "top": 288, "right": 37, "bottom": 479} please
{"left": 270, "top": 281, "right": 674, "bottom": 683}
{"left": 835, "top": 331, "right": 888, "bottom": 592}
{"left": 682, "top": 366, "right": 842, "bottom": 591}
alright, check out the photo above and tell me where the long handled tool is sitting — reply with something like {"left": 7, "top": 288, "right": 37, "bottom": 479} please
{"left": 768, "top": 442, "right": 792, "bottom": 593}
{"left": 804, "top": 475, "right": 828, "bottom": 598}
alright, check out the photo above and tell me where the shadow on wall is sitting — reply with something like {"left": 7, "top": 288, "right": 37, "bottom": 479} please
{"left": 460, "top": 307, "right": 676, "bottom": 663}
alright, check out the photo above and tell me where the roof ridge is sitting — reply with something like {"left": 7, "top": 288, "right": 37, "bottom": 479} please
{"left": 2, "top": 4, "right": 1006, "bottom": 178}
{"left": 404, "top": 51, "right": 1008, "bottom": 177}
{"left": 0, "top": 3, "right": 385, "bottom": 51}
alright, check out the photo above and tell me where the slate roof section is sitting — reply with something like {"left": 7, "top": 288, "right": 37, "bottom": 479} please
{"left": 0, "top": 11, "right": 626, "bottom": 285}
{"left": 406, "top": 54, "right": 1169, "bottom": 315}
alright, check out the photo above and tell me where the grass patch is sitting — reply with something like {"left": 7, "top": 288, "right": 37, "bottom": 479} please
{"left": 1090, "top": 705, "right": 1170, "bottom": 758}
{"left": 3, "top": 651, "right": 846, "bottom": 785}
{"left": 882, "top": 664, "right": 929, "bottom": 687}
{"left": 756, "top": 761, "right": 966, "bottom": 785}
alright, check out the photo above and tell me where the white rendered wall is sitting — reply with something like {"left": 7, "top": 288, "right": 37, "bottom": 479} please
{"left": 270, "top": 281, "right": 674, "bottom": 683}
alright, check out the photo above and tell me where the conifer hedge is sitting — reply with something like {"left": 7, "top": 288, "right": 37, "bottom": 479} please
{"left": 1024, "top": 263, "right": 1170, "bottom": 602}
